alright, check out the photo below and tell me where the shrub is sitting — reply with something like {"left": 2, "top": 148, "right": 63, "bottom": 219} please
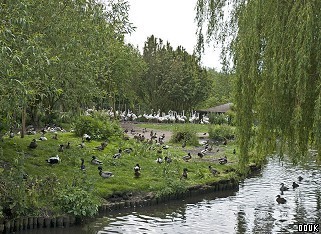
{"left": 170, "top": 125, "right": 199, "bottom": 146}
{"left": 208, "top": 124, "right": 235, "bottom": 141}
{"left": 57, "top": 186, "right": 100, "bottom": 217}
{"left": 208, "top": 113, "right": 228, "bottom": 125}
{"left": 74, "top": 113, "right": 122, "bottom": 140}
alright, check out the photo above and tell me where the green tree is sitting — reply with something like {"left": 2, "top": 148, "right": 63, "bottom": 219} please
{"left": 196, "top": 0, "right": 321, "bottom": 167}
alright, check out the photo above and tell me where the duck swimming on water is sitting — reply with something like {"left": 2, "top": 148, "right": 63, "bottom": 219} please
{"left": 292, "top": 182, "right": 299, "bottom": 189}
{"left": 280, "top": 183, "right": 289, "bottom": 192}
{"left": 276, "top": 195, "right": 287, "bottom": 204}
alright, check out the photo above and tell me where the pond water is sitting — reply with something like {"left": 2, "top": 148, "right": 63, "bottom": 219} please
{"left": 17, "top": 156, "right": 321, "bottom": 234}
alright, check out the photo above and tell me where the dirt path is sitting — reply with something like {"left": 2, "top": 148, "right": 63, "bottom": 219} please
{"left": 120, "top": 121, "right": 227, "bottom": 163}
{"left": 120, "top": 122, "right": 174, "bottom": 143}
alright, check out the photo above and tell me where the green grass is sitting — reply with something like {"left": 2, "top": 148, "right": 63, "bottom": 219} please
{"left": 0, "top": 125, "right": 240, "bottom": 218}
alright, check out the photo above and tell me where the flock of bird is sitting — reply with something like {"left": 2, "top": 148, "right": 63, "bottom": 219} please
{"left": 21, "top": 123, "right": 230, "bottom": 181}
{"left": 275, "top": 176, "right": 303, "bottom": 204}
{"left": 85, "top": 108, "right": 212, "bottom": 124}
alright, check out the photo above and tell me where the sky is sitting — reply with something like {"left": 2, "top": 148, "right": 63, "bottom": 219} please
{"left": 124, "top": 0, "right": 222, "bottom": 70}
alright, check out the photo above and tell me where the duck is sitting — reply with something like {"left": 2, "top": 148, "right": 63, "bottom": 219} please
{"left": 39, "top": 134, "right": 47, "bottom": 141}
{"left": 197, "top": 152, "right": 205, "bottom": 158}
{"left": 78, "top": 141, "right": 85, "bottom": 148}
{"left": 80, "top": 158, "right": 86, "bottom": 171}
{"left": 164, "top": 156, "right": 172, "bottom": 163}
{"left": 65, "top": 142, "right": 71, "bottom": 149}
{"left": 223, "top": 138, "right": 228, "bottom": 145}
{"left": 280, "top": 183, "right": 289, "bottom": 192}
{"left": 209, "top": 165, "right": 220, "bottom": 176}
{"left": 182, "top": 153, "right": 192, "bottom": 162}
{"left": 95, "top": 142, "right": 106, "bottom": 151}
{"left": 276, "top": 195, "right": 287, "bottom": 204}
{"left": 298, "top": 176, "right": 303, "bottom": 182}
{"left": 28, "top": 139, "right": 38, "bottom": 149}
{"left": 181, "top": 168, "right": 188, "bottom": 179}
{"left": 83, "top": 133, "right": 91, "bottom": 142}
{"left": 91, "top": 156, "right": 103, "bottom": 165}
{"left": 124, "top": 148, "right": 133, "bottom": 154}
{"left": 219, "top": 155, "right": 228, "bottom": 165}
{"left": 182, "top": 141, "right": 186, "bottom": 148}
{"left": 113, "top": 149, "right": 122, "bottom": 159}
{"left": 292, "top": 182, "right": 299, "bottom": 189}
{"left": 46, "top": 155, "right": 60, "bottom": 164}
{"left": 98, "top": 166, "right": 113, "bottom": 178}
{"left": 156, "top": 157, "right": 163, "bottom": 163}
{"left": 58, "top": 144, "right": 64, "bottom": 152}
{"left": 162, "top": 145, "right": 169, "bottom": 150}
{"left": 233, "top": 149, "right": 236, "bottom": 154}
{"left": 134, "top": 164, "right": 141, "bottom": 177}
{"left": 9, "top": 130, "right": 14, "bottom": 138}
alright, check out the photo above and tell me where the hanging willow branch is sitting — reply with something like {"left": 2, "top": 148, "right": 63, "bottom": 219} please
{"left": 196, "top": 0, "right": 321, "bottom": 167}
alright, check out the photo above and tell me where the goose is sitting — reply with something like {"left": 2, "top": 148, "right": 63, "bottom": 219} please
{"left": 91, "top": 156, "right": 103, "bottom": 165}
{"left": 219, "top": 156, "right": 228, "bottom": 165}
{"left": 46, "top": 155, "right": 60, "bottom": 164}
{"left": 28, "top": 139, "right": 38, "bottom": 149}
{"left": 98, "top": 166, "right": 113, "bottom": 178}
{"left": 182, "top": 153, "right": 192, "bottom": 162}
{"left": 292, "top": 182, "right": 299, "bottom": 189}
{"left": 181, "top": 168, "right": 188, "bottom": 180}
{"left": 156, "top": 157, "right": 163, "bottom": 163}
{"left": 276, "top": 195, "right": 287, "bottom": 204}
{"left": 280, "top": 183, "right": 289, "bottom": 192}
{"left": 209, "top": 165, "right": 220, "bottom": 176}
{"left": 83, "top": 133, "right": 91, "bottom": 142}
{"left": 134, "top": 164, "right": 141, "bottom": 177}
{"left": 113, "top": 149, "right": 122, "bottom": 159}
{"left": 164, "top": 156, "right": 172, "bottom": 163}
{"left": 80, "top": 158, "right": 86, "bottom": 171}
{"left": 58, "top": 144, "right": 64, "bottom": 152}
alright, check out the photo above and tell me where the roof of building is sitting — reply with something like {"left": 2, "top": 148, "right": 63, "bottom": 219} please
{"left": 198, "top": 103, "right": 233, "bottom": 113}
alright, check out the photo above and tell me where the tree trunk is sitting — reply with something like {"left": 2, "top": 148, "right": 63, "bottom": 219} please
{"left": 21, "top": 105, "right": 26, "bottom": 138}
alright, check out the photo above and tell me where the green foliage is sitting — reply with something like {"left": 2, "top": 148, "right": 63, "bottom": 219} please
{"left": 74, "top": 114, "right": 121, "bottom": 140}
{"left": 170, "top": 125, "right": 199, "bottom": 146}
{"left": 57, "top": 186, "right": 100, "bottom": 217}
{"left": 208, "top": 124, "right": 235, "bottom": 141}
{"left": 209, "top": 114, "right": 228, "bottom": 125}
{"left": 197, "top": 0, "right": 321, "bottom": 166}
{"left": 139, "top": 35, "right": 210, "bottom": 111}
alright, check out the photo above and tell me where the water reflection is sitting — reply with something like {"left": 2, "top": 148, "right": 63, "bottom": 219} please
{"left": 17, "top": 156, "right": 321, "bottom": 234}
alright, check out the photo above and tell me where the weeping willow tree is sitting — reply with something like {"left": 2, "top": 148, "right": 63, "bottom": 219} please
{"left": 196, "top": 0, "right": 321, "bottom": 168}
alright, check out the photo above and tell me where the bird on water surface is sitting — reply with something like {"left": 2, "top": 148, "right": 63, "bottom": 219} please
{"left": 276, "top": 195, "right": 287, "bottom": 204}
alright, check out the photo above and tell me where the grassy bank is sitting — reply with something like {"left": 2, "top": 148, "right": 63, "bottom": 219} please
{"left": 0, "top": 122, "right": 240, "bottom": 221}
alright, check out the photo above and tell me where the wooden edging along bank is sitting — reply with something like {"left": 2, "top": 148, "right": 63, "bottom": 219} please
{"left": 0, "top": 164, "right": 261, "bottom": 234}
